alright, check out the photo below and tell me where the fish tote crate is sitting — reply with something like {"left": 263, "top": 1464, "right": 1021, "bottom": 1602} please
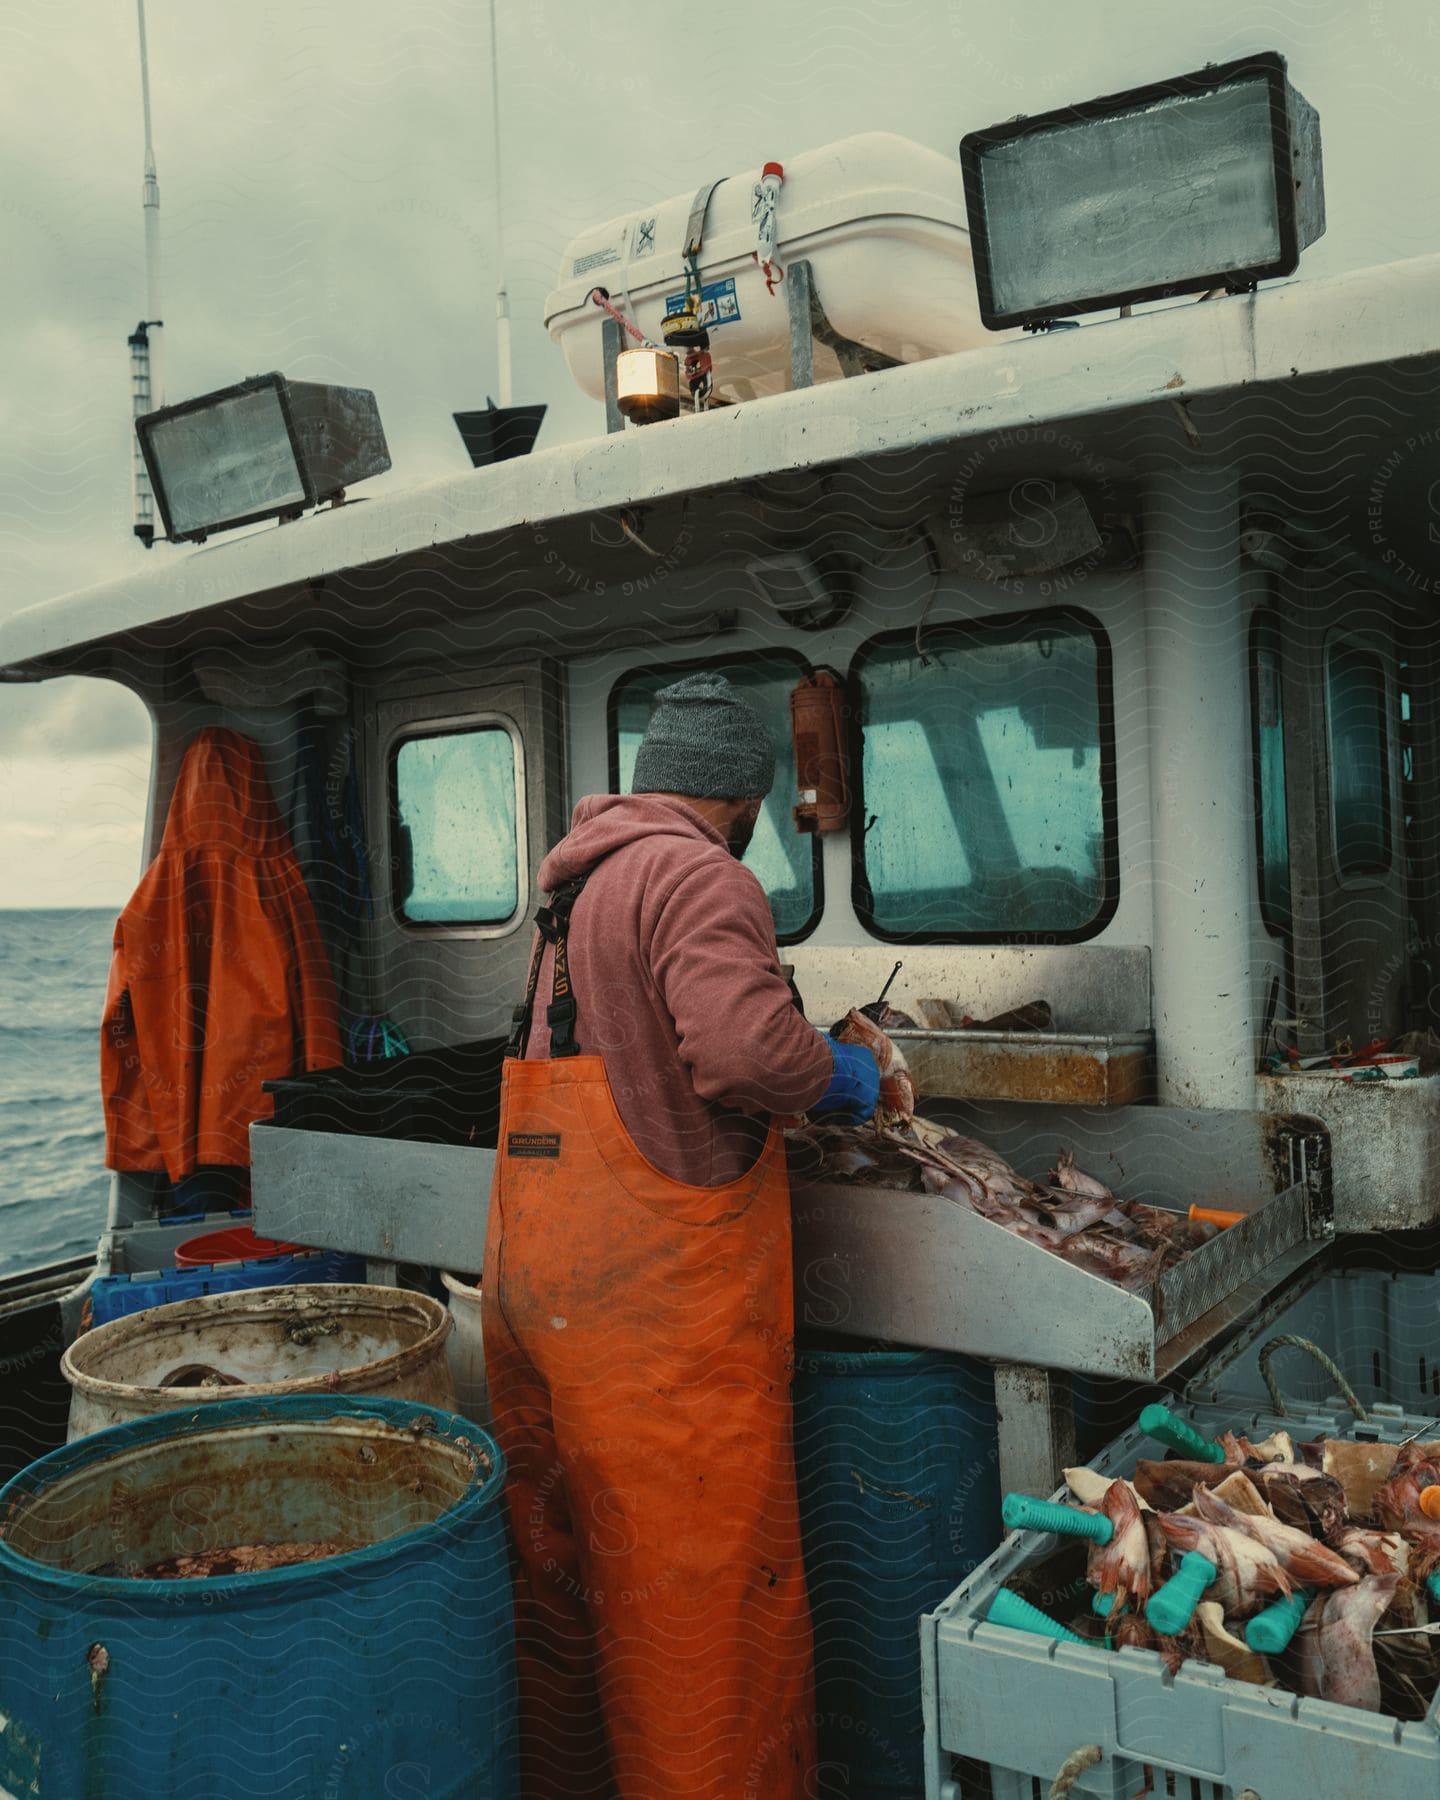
{"left": 1188, "top": 1266, "right": 1440, "bottom": 1416}
{"left": 920, "top": 1401, "right": 1440, "bottom": 1800}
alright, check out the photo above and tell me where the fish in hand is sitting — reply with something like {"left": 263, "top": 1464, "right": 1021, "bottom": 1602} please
{"left": 833, "top": 1008, "right": 916, "bottom": 1124}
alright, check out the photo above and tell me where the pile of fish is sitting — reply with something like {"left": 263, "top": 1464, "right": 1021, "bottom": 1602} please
{"left": 788, "top": 1008, "right": 1216, "bottom": 1294}
{"left": 1057, "top": 1433, "right": 1440, "bottom": 1716}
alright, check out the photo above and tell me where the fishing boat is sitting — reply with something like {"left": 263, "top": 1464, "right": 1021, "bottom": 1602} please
{"left": 3, "top": 42, "right": 1440, "bottom": 1800}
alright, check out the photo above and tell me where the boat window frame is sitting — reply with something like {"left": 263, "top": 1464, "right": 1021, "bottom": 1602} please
{"left": 1323, "top": 630, "right": 1394, "bottom": 886}
{"left": 605, "top": 647, "right": 823, "bottom": 946}
{"left": 385, "top": 708, "right": 529, "bottom": 937}
{"left": 848, "top": 605, "right": 1120, "bottom": 945}
{"left": 1249, "top": 604, "right": 1293, "bottom": 939}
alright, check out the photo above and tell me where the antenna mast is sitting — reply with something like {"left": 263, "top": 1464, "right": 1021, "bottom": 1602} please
{"left": 129, "top": 0, "right": 164, "bottom": 546}
{"left": 489, "top": 0, "right": 511, "bottom": 407}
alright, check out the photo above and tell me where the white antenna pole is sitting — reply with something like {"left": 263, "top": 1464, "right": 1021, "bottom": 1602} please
{"left": 129, "top": 0, "right": 164, "bottom": 545}
{"left": 489, "top": 0, "right": 512, "bottom": 407}
{"left": 138, "top": 0, "right": 163, "bottom": 402}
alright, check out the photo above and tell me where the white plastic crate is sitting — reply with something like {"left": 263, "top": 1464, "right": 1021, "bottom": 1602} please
{"left": 94, "top": 1211, "right": 248, "bottom": 1279}
{"left": 1189, "top": 1266, "right": 1440, "bottom": 1415}
{"left": 922, "top": 1399, "right": 1440, "bottom": 1800}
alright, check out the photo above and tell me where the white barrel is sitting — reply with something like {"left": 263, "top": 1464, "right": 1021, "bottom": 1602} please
{"left": 441, "top": 1272, "right": 490, "bottom": 1426}
{"left": 544, "top": 132, "right": 992, "bottom": 403}
{"left": 62, "top": 1284, "right": 455, "bottom": 1441}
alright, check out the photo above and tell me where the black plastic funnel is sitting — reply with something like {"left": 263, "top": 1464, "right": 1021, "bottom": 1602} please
{"left": 453, "top": 398, "right": 547, "bottom": 467}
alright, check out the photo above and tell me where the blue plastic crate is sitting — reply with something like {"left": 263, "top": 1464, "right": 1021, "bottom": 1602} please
{"left": 90, "top": 1247, "right": 365, "bottom": 1326}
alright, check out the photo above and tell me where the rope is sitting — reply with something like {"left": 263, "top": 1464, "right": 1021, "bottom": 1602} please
{"left": 1048, "top": 1744, "right": 1102, "bottom": 1799}
{"left": 1258, "top": 1334, "right": 1369, "bottom": 1421}
{"left": 617, "top": 513, "right": 662, "bottom": 558}
{"left": 588, "top": 288, "right": 654, "bottom": 347}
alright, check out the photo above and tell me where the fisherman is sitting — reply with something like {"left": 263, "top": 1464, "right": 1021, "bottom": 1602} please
{"left": 481, "top": 671, "right": 881, "bottom": 1799}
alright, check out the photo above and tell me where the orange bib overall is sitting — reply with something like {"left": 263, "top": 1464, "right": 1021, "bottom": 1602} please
{"left": 481, "top": 880, "right": 815, "bottom": 1799}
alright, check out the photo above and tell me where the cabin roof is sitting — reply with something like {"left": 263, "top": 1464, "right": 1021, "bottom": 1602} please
{"left": 5, "top": 250, "right": 1439, "bottom": 678}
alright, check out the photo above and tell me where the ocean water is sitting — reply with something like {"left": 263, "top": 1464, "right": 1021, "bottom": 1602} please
{"left": 0, "top": 910, "right": 115, "bottom": 1278}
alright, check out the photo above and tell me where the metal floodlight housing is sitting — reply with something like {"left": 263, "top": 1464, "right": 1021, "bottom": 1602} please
{"left": 960, "top": 51, "right": 1325, "bottom": 330}
{"left": 136, "top": 371, "right": 391, "bottom": 544}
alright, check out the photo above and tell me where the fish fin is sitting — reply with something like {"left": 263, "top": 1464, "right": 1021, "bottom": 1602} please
{"left": 1286, "top": 1543, "right": 1362, "bottom": 1588}
{"left": 1257, "top": 1561, "right": 1292, "bottom": 1598}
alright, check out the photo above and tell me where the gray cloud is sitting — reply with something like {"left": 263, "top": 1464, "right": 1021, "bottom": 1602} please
{"left": 0, "top": 0, "right": 1434, "bottom": 900}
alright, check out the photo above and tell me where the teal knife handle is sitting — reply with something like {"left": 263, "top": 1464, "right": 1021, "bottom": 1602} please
{"left": 1429, "top": 1574, "right": 1440, "bottom": 1606}
{"left": 1146, "top": 1553, "right": 1216, "bottom": 1635}
{"left": 1245, "top": 1588, "right": 1314, "bottom": 1655}
{"left": 1138, "top": 1405, "right": 1226, "bottom": 1464}
{"left": 986, "top": 1588, "right": 1088, "bottom": 1644}
{"left": 1002, "top": 1494, "right": 1113, "bottom": 1544}
{"left": 1093, "top": 1590, "right": 1118, "bottom": 1616}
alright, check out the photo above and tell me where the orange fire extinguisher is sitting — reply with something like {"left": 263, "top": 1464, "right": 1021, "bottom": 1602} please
{"left": 790, "top": 670, "right": 850, "bottom": 833}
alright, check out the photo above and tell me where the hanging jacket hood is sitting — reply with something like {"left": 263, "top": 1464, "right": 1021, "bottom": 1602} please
{"left": 101, "top": 728, "right": 341, "bottom": 1181}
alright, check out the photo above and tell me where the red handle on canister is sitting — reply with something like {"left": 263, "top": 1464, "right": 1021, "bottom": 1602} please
{"left": 790, "top": 671, "right": 850, "bottom": 834}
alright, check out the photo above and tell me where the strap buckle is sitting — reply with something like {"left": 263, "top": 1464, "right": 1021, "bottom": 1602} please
{"left": 546, "top": 994, "right": 579, "bottom": 1057}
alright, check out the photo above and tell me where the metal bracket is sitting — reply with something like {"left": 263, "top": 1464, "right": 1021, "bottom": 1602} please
{"left": 994, "top": 1363, "right": 1077, "bottom": 1498}
{"left": 784, "top": 258, "right": 902, "bottom": 390}
{"left": 600, "top": 315, "right": 626, "bottom": 435}
{"left": 1285, "top": 1125, "right": 1334, "bottom": 1238}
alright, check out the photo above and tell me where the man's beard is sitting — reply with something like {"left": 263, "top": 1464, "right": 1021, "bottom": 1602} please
{"left": 727, "top": 809, "right": 758, "bottom": 858}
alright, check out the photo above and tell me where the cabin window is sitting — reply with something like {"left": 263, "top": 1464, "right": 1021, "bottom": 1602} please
{"left": 853, "top": 611, "right": 1115, "bottom": 940}
{"left": 1326, "top": 637, "right": 1392, "bottom": 877}
{"left": 392, "top": 724, "right": 521, "bottom": 924}
{"left": 609, "top": 653, "right": 820, "bottom": 942}
{"left": 1251, "top": 618, "right": 1292, "bottom": 934}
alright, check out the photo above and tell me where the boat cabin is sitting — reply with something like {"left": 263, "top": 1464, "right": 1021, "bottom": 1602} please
{"left": 3, "top": 110, "right": 1440, "bottom": 1797}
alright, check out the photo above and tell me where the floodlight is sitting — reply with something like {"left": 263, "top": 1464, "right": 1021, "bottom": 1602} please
{"left": 961, "top": 52, "right": 1324, "bottom": 329}
{"left": 136, "top": 372, "right": 390, "bottom": 544}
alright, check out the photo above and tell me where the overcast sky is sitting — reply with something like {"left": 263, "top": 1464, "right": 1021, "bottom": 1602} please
{"left": 1, "top": 0, "right": 1434, "bottom": 906}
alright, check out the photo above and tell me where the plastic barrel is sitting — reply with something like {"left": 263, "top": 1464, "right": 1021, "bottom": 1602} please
{"left": 793, "top": 1346, "right": 1001, "bottom": 1798}
{"left": 441, "top": 1272, "right": 491, "bottom": 1426}
{"left": 0, "top": 1394, "right": 516, "bottom": 1799}
{"left": 174, "top": 1224, "right": 307, "bottom": 1267}
{"left": 63, "top": 1283, "right": 456, "bottom": 1440}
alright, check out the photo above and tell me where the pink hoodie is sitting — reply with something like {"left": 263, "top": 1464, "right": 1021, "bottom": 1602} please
{"left": 523, "top": 795, "right": 834, "bottom": 1186}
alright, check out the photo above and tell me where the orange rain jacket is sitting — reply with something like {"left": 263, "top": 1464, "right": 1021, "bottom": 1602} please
{"left": 101, "top": 728, "right": 341, "bottom": 1180}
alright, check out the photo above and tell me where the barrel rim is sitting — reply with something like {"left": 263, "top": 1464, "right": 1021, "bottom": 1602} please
{"left": 0, "top": 1394, "right": 505, "bottom": 1600}
{"left": 61, "top": 1282, "right": 453, "bottom": 1407}
{"left": 794, "top": 1346, "right": 969, "bottom": 1371}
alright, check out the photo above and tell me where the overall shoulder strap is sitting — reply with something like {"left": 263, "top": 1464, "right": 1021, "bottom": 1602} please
{"left": 504, "top": 875, "right": 589, "bottom": 1061}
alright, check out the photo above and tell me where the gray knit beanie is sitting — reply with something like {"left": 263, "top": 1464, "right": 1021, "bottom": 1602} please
{"left": 631, "top": 672, "right": 777, "bottom": 800}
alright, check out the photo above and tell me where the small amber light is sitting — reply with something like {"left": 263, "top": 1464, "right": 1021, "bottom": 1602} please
{"left": 616, "top": 348, "right": 680, "bottom": 425}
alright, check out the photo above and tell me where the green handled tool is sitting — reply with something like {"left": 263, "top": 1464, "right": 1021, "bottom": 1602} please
{"left": 1245, "top": 1588, "right": 1314, "bottom": 1654}
{"left": 1002, "top": 1493, "right": 1113, "bottom": 1545}
{"left": 1146, "top": 1552, "right": 1217, "bottom": 1635}
{"left": 1138, "top": 1405, "right": 1226, "bottom": 1464}
{"left": 986, "top": 1588, "right": 1088, "bottom": 1644}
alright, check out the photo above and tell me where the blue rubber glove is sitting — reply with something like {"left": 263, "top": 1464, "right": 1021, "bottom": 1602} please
{"left": 810, "top": 1037, "right": 881, "bottom": 1124}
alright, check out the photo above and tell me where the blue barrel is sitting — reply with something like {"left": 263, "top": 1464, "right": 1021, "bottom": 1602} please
{"left": 0, "top": 1395, "right": 516, "bottom": 1799}
{"left": 793, "top": 1347, "right": 1002, "bottom": 1798}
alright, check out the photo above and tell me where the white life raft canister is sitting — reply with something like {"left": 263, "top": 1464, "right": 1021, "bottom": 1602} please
{"left": 543, "top": 132, "right": 992, "bottom": 404}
